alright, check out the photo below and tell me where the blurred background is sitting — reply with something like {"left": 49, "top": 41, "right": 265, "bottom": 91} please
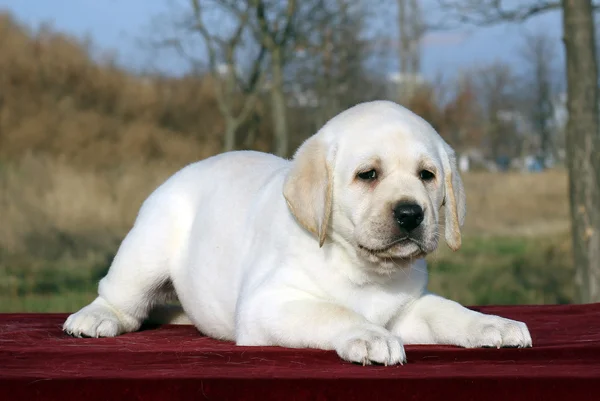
{"left": 1, "top": 0, "right": 595, "bottom": 312}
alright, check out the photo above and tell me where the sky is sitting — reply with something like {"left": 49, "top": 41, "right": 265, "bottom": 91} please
{"left": 0, "top": 0, "right": 566, "bottom": 82}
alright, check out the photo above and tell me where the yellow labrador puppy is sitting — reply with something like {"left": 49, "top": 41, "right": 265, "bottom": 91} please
{"left": 64, "top": 100, "right": 532, "bottom": 365}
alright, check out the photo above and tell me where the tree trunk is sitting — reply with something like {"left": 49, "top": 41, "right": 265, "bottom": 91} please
{"left": 562, "top": 0, "right": 600, "bottom": 303}
{"left": 270, "top": 49, "right": 289, "bottom": 157}
{"left": 536, "top": 69, "right": 552, "bottom": 169}
{"left": 398, "top": 0, "right": 408, "bottom": 102}
{"left": 222, "top": 118, "right": 238, "bottom": 152}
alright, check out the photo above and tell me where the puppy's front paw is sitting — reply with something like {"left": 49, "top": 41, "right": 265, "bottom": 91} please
{"left": 466, "top": 315, "right": 532, "bottom": 348}
{"left": 335, "top": 326, "right": 406, "bottom": 366}
{"left": 63, "top": 300, "right": 128, "bottom": 338}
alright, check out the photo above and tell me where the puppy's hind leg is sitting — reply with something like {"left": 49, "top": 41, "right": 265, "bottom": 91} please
{"left": 64, "top": 199, "right": 180, "bottom": 338}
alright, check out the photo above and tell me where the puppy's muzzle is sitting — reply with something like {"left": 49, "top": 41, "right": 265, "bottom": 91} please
{"left": 393, "top": 202, "right": 424, "bottom": 233}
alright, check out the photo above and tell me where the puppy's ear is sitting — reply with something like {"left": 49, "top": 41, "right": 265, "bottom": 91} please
{"left": 283, "top": 136, "right": 335, "bottom": 247}
{"left": 440, "top": 143, "right": 466, "bottom": 251}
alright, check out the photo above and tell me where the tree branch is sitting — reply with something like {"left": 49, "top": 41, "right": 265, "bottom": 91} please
{"left": 237, "top": 44, "right": 267, "bottom": 93}
{"left": 253, "top": 0, "right": 277, "bottom": 49}
{"left": 277, "top": 0, "right": 297, "bottom": 46}
{"left": 434, "top": 0, "right": 600, "bottom": 26}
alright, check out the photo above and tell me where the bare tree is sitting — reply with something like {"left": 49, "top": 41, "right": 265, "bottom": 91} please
{"left": 438, "top": 0, "right": 600, "bottom": 303}
{"left": 397, "top": 0, "right": 426, "bottom": 102}
{"left": 155, "top": 0, "right": 267, "bottom": 152}
{"left": 160, "top": 0, "right": 339, "bottom": 156}
{"left": 562, "top": 0, "right": 600, "bottom": 303}
{"left": 437, "top": 0, "right": 599, "bottom": 25}
{"left": 247, "top": 0, "right": 348, "bottom": 157}
{"left": 519, "top": 30, "right": 559, "bottom": 167}
{"left": 292, "top": 1, "right": 380, "bottom": 123}
{"left": 474, "top": 62, "right": 520, "bottom": 164}
{"left": 249, "top": 0, "right": 298, "bottom": 158}
{"left": 216, "top": 0, "right": 326, "bottom": 157}
{"left": 442, "top": 73, "right": 484, "bottom": 153}
{"left": 283, "top": 0, "right": 389, "bottom": 151}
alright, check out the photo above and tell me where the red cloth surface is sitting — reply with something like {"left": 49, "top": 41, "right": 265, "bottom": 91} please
{"left": 1, "top": 304, "right": 600, "bottom": 401}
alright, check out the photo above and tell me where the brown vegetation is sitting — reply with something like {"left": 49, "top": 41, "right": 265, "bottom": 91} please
{"left": 0, "top": 13, "right": 225, "bottom": 169}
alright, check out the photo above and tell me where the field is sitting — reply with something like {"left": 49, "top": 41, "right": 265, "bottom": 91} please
{"left": 0, "top": 160, "right": 572, "bottom": 312}
{"left": 0, "top": 12, "right": 574, "bottom": 312}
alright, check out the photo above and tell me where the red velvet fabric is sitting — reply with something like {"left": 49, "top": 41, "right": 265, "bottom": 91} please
{"left": 2, "top": 304, "right": 600, "bottom": 400}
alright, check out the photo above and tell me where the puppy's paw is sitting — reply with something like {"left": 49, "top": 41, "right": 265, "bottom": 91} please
{"left": 465, "top": 315, "right": 532, "bottom": 348}
{"left": 63, "top": 299, "right": 131, "bottom": 338}
{"left": 335, "top": 326, "right": 406, "bottom": 366}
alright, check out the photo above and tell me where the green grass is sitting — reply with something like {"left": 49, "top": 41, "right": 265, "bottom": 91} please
{"left": 427, "top": 234, "right": 574, "bottom": 305}
{"left": 0, "top": 233, "right": 574, "bottom": 313}
{"left": 0, "top": 230, "right": 113, "bottom": 313}
{"left": 0, "top": 292, "right": 96, "bottom": 313}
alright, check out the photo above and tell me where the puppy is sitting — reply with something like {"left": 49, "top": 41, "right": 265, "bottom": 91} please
{"left": 64, "top": 100, "right": 532, "bottom": 365}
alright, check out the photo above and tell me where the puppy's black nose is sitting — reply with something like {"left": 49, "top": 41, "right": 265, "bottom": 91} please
{"left": 393, "top": 202, "right": 424, "bottom": 232}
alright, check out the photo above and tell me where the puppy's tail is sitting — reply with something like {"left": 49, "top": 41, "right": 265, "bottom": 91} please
{"left": 146, "top": 304, "right": 193, "bottom": 325}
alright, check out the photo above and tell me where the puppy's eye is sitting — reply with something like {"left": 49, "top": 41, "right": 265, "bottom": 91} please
{"left": 419, "top": 170, "right": 435, "bottom": 181}
{"left": 357, "top": 169, "right": 377, "bottom": 181}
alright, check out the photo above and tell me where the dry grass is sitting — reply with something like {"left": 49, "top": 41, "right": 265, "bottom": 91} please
{"left": 0, "top": 12, "right": 226, "bottom": 168}
{"left": 1, "top": 156, "right": 570, "bottom": 256}
{"left": 0, "top": 156, "right": 178, "bottom": 254}
{"left": 461, "top": 170, "right": 569, "bottom": 237}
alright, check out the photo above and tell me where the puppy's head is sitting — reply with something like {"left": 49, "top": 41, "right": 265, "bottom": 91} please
{"left": 284, "top": 100, "right": 466, "bottom": 270}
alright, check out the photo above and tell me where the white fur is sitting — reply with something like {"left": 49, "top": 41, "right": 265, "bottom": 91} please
{"left": 64, "top": 101, "right": 532, "bottom": 365}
